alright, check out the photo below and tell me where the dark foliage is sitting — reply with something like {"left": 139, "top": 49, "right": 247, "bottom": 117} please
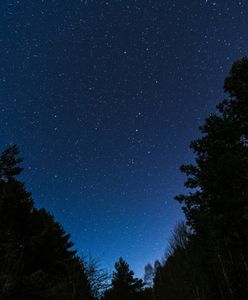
{"left": 0, "top": 145, "right": 93, "bottom": 299}
{"left": 102, "top": 257, "right": 151, "bottom": 300}
{"left": 153, "top": 58, "right": 248, "bottom": 299}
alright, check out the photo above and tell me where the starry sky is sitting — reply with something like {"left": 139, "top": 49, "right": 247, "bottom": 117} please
{"left": 0, "top": 0, "right": 248, "bottom": 277}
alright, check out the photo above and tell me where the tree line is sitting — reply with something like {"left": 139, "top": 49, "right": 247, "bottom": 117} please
{"left": 1, "top": 57, "right": 248, "bottom": 299}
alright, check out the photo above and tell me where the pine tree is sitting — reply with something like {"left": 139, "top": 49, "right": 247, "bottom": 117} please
{"left": 102, "top": 258, "right": 143, "bottom": 300}
{"left": 0, "top": 145, "right": 93, "bottom": 299}
{"left": 153, "top": 58, "right": 248, "bottom": 300}
{"left": 175, "top": 57, "right": 248, "bottom": 298}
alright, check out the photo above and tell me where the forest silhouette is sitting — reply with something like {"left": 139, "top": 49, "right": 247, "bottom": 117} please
{"left": 1, "top": 57, "right": 248, "bottom": 299}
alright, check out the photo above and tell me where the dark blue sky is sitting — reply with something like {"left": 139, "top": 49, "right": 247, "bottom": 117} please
{"left": 0, "top": 0, "right": 247, "bottom": 277}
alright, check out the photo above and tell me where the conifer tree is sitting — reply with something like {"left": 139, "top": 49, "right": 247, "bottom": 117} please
{"left": 0, "top": 145, "right": 93, "bottom": 299}
{"left": 175, "top": 58, "right": 248, "bottom": 298}
{"left": 153, "top": 58, "right": 248, "bottom": 299}
{"left": 102, "top": 257, "right": 143, "bottom": 300}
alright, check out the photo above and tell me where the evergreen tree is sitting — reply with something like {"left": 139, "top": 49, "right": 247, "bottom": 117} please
{"left": 153, "top": 58, "right": 248, "bottom": 299}
{"left": 102, "top": 257, "right": 143, "bottom": 300}
{"left": 175, "top": 57, "right": 248, "bottom": 298}
{"left": 0, "top": 145, "right": 93, "bottom": 299}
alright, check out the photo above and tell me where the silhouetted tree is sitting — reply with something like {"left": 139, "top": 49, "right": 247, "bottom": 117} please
{"left": 102, "top": 257, "right": 143, "bottom": 300}
{"left": 154, "top": 57, "right": 248, "bottom": 299}
{"left": 0, "top": 145, "right": 93, "bottom": 299}
{"left": 175, "top": 58, "right": 248, "bottom": 299}
{"left": 154, "top": 222, "right": 210, "bottom": 300}
{"left": 144, "top": 263, "right": 154, "bottom": 288}
{"left": 84, "top": 254, "right": 110, "bottom": 299}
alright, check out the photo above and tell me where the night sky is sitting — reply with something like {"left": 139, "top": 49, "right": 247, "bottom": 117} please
{"left": 1, "top": 0, "right": 248, "bottom": 277}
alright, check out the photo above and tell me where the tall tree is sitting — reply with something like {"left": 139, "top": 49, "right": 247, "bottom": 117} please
{"left": 0, "top": 145, "right": 93, "bottom": 299}
{"left": 175, "top": 57, "right": 248, "bottom": 298}
{"left": 153, "top": 58, "right": 248, "bottom": 300}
